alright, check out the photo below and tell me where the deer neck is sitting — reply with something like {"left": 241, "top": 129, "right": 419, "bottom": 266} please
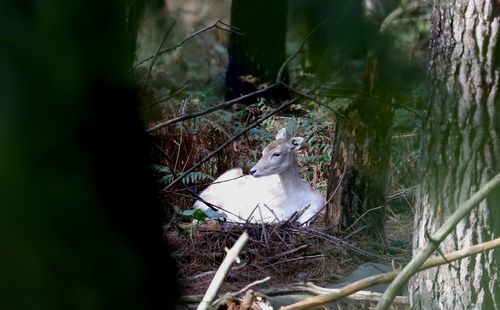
{"left": 277, "top": 159, "right": 303, "bottom": 195}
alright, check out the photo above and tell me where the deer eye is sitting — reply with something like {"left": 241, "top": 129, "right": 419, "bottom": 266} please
{"left": 272, "top": 152, "right": 281, "bottom": 157}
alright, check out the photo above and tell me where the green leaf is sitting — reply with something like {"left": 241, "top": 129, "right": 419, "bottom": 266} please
{"left": 192, "top": 208, "right": 208, "bottom": 221}
{"left": 177, "top": 208, "right": 227, "bottom": 221}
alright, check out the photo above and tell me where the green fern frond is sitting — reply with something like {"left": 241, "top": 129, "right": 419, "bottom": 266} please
{"left": 154, "top": 164, "right": 214, "bottom": 185}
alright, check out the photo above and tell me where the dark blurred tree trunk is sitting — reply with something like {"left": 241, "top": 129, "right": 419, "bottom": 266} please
{"left": 409, "top": 0, "right": 500, "bottom": 308}
{"left": 304, "top": 0, "right": 335, "bottom": 79}
{"left": 225, "top": 0, "right": 289, "bottom": 103}
{"left": 135, "top": 0, "right": 169, "bottom": 63}
{"left": 0, "top": 1, "right": 179, "bottom": 309}
{"left": 325, "top": 55, "right": 393, "bottom": 239}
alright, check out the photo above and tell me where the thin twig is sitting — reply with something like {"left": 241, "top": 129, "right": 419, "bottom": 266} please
{"left": 303, "top": 227, "right": 385, "bottom": 261}
{"left": 153, "top": 84, "right": 188, "bottom": 104}
{"left": 389, "top": 102, "right": 423, "bottom": 117}
{"left": 197, "top": 231, "right": 249, "bottom": 310}
{"left": 282, "top": 236, "right": 500, "bottom": 310}
{"left": 153, "top": 143, "right": 218, "bottom": 211}
{"left": 268, "top": 254, "right": 325, "bottom": 267}
{"left": 281, "top": 82, "right": 345, "bottom": 118}
{"left": 169, "top": 174, "right": 245, "bottom": 193}
{"left": 344, "top": 205, "right": 385, "bottom": 232}
{"left": 376, "top": 173, "right": 500, "bottom": 310}
{"left": 302, "top": 166, "right": 346, "bottom": 224}
{"left": 135, "top": 18, "right": 241, "bottom": 68}
{"left": 276, "top": 20, "right": 327, "bottom": 83}
{"left": 154, "top": 143, "right": 247, "bottom": 221}
{"left": 161, "top": 96, "right": 300, "bottom": 192}
{"left": 212, "top": 276, "right": 271, "bottom": 305}
{"left": 272, "top": 244, "right": 308, "bottom": 258}
{"left": 380, "top": 2, "right": 422, "bottom": 32}
{"left": 146, "top": 83, "right": 277, "bottom": 133}
{"left": 140, "top": 18, "right": 177, "bottom": 96}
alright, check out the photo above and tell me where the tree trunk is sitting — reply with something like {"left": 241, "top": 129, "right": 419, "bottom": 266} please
{"left": 225, "top": 0, "right": 289, "bottom": 103}
{"left": 409, "top": 0, "right": 500, "bottom": 308}
{"left": 0, "top": 1, "right": 179, "bottom": 308}
{"left": 325, "top": 56, "right": 394, "bottom": 239}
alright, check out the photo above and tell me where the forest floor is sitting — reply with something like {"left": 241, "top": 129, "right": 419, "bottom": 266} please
{"left": 165, "top": 199, "right": 414, "bottom": 298}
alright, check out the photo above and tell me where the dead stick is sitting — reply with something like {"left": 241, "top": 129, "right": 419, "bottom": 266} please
{"left": 146, "top": 83, "right": 277, "bottom": 133}
{"left": 139, "top": 18, "right": 177, "bottom": 97}
{"left": 275, "top": 20, "right": 326, "bottom": 83}
{"left": 298, "top": 285, "right": 408, "bottom": 305}
{"left": 197, "top": 231, "right": 249, "bottom": 310}
{"left": 376, "top": 173, "right": 500, "bottom": 310}
{"left": 213, "top": 276, "right": 271, "bottom": 305}
{"left": 281, "top": 236, "right": 500, "bottom": 310}
{"left": 135, "top": 18, "right": 235, "bottom": 68}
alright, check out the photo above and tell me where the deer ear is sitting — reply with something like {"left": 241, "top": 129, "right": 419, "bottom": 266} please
{"left": 289, "top": 137, "right": 304, "bottom": 150}
{"left": 275, "top": 128, "right": 287, "bottom": 140}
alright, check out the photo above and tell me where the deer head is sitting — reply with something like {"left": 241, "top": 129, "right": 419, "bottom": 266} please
{"left": 249, "top": 128, "right": 304, "bottom": 177}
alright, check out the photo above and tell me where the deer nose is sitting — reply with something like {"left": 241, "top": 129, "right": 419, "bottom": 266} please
{"left": 249, "top": 167, "right": 257, "bottom": 176}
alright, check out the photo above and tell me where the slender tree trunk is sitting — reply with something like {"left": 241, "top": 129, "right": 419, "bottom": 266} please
{"left": 409, "top": 0, "right": 500, "bottom": 308}
{"left": 325, "top": 55, "right": 393, "bottom": 239}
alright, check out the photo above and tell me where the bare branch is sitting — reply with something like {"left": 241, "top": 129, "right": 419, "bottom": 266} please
{"left": 301, "top": 166, "right": 346, "bottom": 224}
{"left": 380, "top": 2, "right": 422, "bottom": 33}
{"left": 376, "top": 173, "right": 500, "bottom": 310}
{"left": 213, "top": 276, "right": 271, "bottom": 305}
{"left": 153, "top": 143, "right": 218, "bottom": 211}
{"left": 146, "top": 83, "right": 277, "bottom": 133}
{"left": 280, "top": 82, "right": 345, "bottom": 118}
{"left": 281, "top": 236, "right": 500, "bottom": 310}
{"left": 153, "top": 144, "right": 248, "bottom": 221}
{"left": 134, "top": 19, "right": 240, "bottom": 68}
{"left": 153, "top": 84, "right": 188, "bottom": 104}
{"left": 197, "top": 231, "right": 249, "bottom": 310}
{"left": 139, "top": 18, "right": 177, "bottom": 96}
{"left": 302, "top": 227, "right": 385, "bottom": 261}
{"left": 276, "top": 20, "right": 327, "bottom": 83}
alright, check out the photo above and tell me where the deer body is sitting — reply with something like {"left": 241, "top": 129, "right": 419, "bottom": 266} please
{"left": 193, "top": 128, "right": 325, "bottom": 224}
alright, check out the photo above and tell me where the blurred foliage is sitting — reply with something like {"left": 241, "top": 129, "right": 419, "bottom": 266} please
{"left": 0, "top": 0, "right": 179, "bottom": 309}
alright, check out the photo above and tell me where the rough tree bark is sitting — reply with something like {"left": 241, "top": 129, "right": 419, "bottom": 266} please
{"left": 225, "top": 0, "right": 289, "bottom": 103}
{"left": 409, "top": 0, "right": 500, "bottom": 308}
{"left": 325, "top": 56, "right": 394, "bottom": 239}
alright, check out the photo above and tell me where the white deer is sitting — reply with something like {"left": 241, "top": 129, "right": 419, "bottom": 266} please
{"left": 193, "top": 128, "right": 325, "bottom": 224}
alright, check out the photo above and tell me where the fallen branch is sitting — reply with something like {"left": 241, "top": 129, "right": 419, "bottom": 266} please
{"left": 376, "top": 173, "right": 500, "bottom": 310}
{"left": 213, "top": 276, "right": 271, "bottom": 305}
{"left": 280, "top": 236, "right": 500, "bottom": 310}
{"left": 302, "top": 228, "right": 385, "bottom": 261}
{"left": 197, "top": 231, "right": 249, "bottom": 310}
{"left": 298, "top": 283, "right": 408, "bottom": 305}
